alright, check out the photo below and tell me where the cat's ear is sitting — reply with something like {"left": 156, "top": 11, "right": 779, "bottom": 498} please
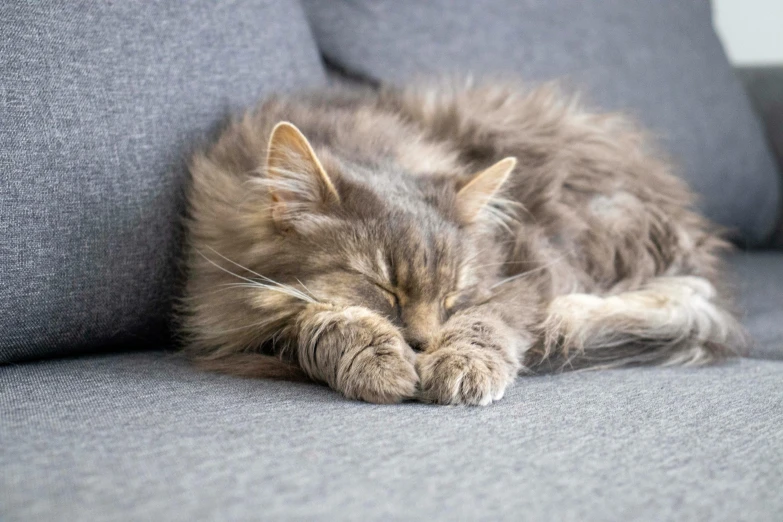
{"left": 455, "top": 157, "right": 517, "bottom": 223}
{"left": 265, "top": 121, "right": 340, "bottom": 231}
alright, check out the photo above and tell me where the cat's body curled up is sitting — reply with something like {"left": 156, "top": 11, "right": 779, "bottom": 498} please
{"left": 181, "top": 81, "right": 746, "bottom": 405}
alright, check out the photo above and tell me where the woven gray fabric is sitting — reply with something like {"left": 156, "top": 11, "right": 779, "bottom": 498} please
{"left": 2, "top": 351, "right": 781, "bottom": 521}
{"left": 728, "top": 252, "right": 783, "bottom": 360}
{"left": 303, "top": 0, "right": 781, "bottom": 246}
{"left": 0, "top": 2, "right": 325, "bottom": 362}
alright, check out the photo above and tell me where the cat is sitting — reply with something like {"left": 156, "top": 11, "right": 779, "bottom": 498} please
{"left": 179, "top": 81, "right": 747, "bottom": 406}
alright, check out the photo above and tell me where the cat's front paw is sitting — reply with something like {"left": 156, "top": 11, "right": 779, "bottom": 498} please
{"left": 416, "top": 345, "right": 516, "bottom": 406}
{"left": 337, "top": 336, "right": 419, "bottom": 404}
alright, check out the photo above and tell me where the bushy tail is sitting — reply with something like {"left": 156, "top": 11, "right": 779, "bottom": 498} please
{"left": 527, "top": 276, "right": 748, "bottom": 372}
{"left": 194, "top": 353, "right": 310, "bottom": 382}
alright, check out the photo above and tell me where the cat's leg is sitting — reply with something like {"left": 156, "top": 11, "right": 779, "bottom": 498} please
{"left": 416, "top": 306, "right": 527, "bottom": 405}
{"left": 295, "top": 303, "right": 419, "bottom": 404}
{"left": 535, "top": 276, "right": 747, "bottom": 370}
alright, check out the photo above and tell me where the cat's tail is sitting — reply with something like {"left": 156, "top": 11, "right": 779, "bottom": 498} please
{"left": 194, "top": 353, "right": 310, "bottom": 382}
{"left": 527, "top": 276, "right": 749, "bottom": 372}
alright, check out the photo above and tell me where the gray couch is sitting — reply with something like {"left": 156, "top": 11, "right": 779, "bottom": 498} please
{"left": 2, "top": 2, "right": 781, "bottom": 520}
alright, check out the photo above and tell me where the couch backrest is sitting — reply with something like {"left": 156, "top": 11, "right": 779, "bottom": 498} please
{"left": 0, "top": 1, "right": 326, "bottom": 362}
{"left": 303, "top": 0, "right": 782, "bottom": 245}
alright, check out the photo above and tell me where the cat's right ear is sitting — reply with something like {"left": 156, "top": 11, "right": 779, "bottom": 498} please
{"left": 265, "top": 121, "right": 340, "bottom": 232}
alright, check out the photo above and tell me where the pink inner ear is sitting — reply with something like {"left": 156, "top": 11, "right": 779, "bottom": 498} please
{"left": 266, "top": 121, "right": 340, "bottom": 208}
{"left": 457, "top": 157, "right": 517, "bottom": 222}
{"left": 264, "top": 124, "right": 343, "bottom": 232}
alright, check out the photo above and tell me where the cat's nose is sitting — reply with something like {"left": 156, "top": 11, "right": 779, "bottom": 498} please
{"left": 401, "top": 304, "right": 441, "bottom": 352}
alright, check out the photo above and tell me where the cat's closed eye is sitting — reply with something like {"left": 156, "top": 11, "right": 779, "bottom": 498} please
{"left": 373, "top": 283, "right": 401, "bottom": 314}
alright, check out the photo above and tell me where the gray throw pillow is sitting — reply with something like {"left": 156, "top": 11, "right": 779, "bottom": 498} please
{"left": 303, "top": 0, "right": 781, "bottom": 246}
{"left": 0, "top": 1, "right": 325, "bottom": 362}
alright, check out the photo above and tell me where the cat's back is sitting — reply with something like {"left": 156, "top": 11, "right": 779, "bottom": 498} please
{"left": 189, "top": 85, "right": 470, "bottom": 200}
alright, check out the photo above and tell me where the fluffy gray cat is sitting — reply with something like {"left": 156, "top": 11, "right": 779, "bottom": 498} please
{"left": 180, "top": 81, "right": 746, "bottom": 405}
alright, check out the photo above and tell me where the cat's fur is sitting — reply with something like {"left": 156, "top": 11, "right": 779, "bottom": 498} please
{"left": 180, "top": 81, "right": 747, "bottom": 405}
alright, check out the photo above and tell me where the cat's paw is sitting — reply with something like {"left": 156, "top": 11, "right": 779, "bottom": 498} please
{"left": 302, "top": 305, "right": 418, "bottom": 404}
{"left": 335, "top": 319, "right": 418, "bottom": 404}
{"left": 416, "top": 346, "right": 516, "bottom": 406}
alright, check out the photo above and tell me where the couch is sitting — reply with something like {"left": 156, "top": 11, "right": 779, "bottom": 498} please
{"left": 2, "top": 2, "right": 781, "bottom": 520}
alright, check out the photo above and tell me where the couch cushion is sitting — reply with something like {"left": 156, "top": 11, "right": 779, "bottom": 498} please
{"left": 728, "top": 252, "right": 783, "bottom": 360}
{"left": 0, "top": 1, "right": 325, "bottom": 363}
{"left": 1, "top": 351, "right": 781, "bottom": 520}
{"left": 303, "top": 0, "right": 781, "bottom": 246}
{"left": 737, "top": 67, "right": 783, "bottom": 248}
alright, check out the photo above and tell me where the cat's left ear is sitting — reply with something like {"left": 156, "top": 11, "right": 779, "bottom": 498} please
{"left": 455, "top": 157, "right": 517, "bottom": 223}
{"left": 265, "top": 121, "right": 340, "bottom": 232}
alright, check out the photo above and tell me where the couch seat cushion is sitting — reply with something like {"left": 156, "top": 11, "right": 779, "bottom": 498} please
{"left": 728, "top": 252, "right": 783, "bottom": 360}
{"left": 2, "top": 351, "right": 781, "bottom": 520}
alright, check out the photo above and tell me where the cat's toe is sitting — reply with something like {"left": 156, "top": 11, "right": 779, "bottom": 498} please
{"left": 416, "top": 347, "right": 514, "bottom": 406}
{"left": 337, "top": 340, "right": 419, "bottom": 404}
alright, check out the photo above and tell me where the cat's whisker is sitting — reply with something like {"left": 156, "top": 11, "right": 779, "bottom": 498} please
{"left": 490, "top": 251, "right": 573, "bottom": 290}
{"left": 462, "top": 244, "right": 503, "bottom": 267}
{"left": 491, "top": 270, "right": 536, "bottom": 289}
{"left": 203, "top": 246, "right": 274, "bottom": 282}
{"left": 219, "top": 282, "right": 316, "bottom": 303}
{"left": 219, "top": 281, "right": 311, "bottom": 300}
{"left": 204, "top": 246, "right": 318, "bottom": 303}
{"left": 196, "top": 249, "right": 266, "bottom": 286}
{"left": 295, "top": 278, "right": 318, "bottom": 301}
{"left": 197, "top": 248, "right": 317, "bottom": 303}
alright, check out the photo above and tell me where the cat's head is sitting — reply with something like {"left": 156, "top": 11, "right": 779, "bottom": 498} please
{"left": 259, "top": 122, "right": 518, "bottom": 350}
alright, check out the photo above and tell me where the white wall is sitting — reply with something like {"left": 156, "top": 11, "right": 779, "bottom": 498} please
{"left": 712, "top": 0, "right": 783, "bottom": 65}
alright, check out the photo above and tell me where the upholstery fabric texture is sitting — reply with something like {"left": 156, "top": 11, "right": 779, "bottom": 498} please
{"left": 1, "top": 351, "right": 781, "bottom": 521}
{"left": 0, "top": 1, "right": 325, "bottom": 363}
{"left": 728, "top": 252, "right": 783, "bottom": 360}
{"left": 303, "top": 0, "right": 781, "bottom": 245}
{"left": 2, "top": 252, "right": 782, "bottom": 521}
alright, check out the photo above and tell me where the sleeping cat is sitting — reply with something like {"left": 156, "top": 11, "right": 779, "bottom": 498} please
{"left": 180, "top": 81, "right": 747, "bottom": 405}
